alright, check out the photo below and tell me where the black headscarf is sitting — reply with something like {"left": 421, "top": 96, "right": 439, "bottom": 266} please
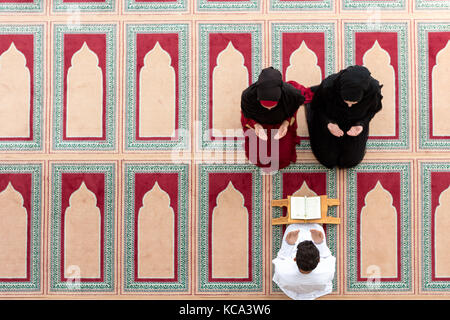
{"left": 339, "top": 65, "right": 372, "bottom": 102}
{"left": 241, "top": 67, "right": 305, "bottom": 125}
{"left": 310, "top": 65, "right": 382, "bottom": 131}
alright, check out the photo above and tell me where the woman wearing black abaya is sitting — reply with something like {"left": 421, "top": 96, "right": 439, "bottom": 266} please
{"left": 241, "top": 67, "right": 313, "bottom": 171}
{"left": 306, "top": 65, "right": 383, "bottom": 169}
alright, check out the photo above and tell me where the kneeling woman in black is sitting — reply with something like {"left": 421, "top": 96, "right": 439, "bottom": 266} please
{"left": 306, "top": 65, "right": 383, "bottom": 169}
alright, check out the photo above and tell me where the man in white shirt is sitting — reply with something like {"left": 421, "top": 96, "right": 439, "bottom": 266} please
{"left": 272, "top": 223, "right": 336, "bottom": 300}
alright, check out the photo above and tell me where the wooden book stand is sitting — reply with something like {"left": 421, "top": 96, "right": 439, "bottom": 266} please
{"left": 271, "top": 195, "right": 340, "bottom": 225}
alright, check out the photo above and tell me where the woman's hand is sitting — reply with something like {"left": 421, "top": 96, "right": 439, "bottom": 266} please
{"left": 254, "top": 123, "right": 268, "bottom": 141}
{"left": 274, "top": 120, "right": 289, "bottom": 140}
{"left": 347, "top": 125, "right": 363, "bottom": 137}
{"left": 327, "top": 123, "right": 344, "bottom": 137}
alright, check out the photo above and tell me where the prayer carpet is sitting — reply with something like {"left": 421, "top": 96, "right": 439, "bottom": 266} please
{"left": 0, "top": 0, "right": 449, "bottom": 300}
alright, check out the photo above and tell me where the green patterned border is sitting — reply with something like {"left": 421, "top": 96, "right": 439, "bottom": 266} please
{"left": 52, "top": 24, "right": 117, "bottom": 151}
{"left": 343, "top": 0, "right": 405, "bottom": 10}
{"left": 0, "top": 25, "right": 43, "bottom": 151}
{"left": 270, "top": 0, "right": 333, "bottom": 11}
{"left": 125, "top": 0, "right": 187, "bottom": 12}
{"left": 416, "top": 0, "right": 450, "bottom": 9}
{"left": 50, "top": 163, "right": 115, "bottom": 292}
{"left": 417, "top": 23, "right": 450, "bottom": 150}
{"left": 198, "top": 164, "right": 263, "bottom": 292}
{"left": 196, "top": 0, "right": 260, "bottom": 11}
{"left": 271, "top": 164, "right": 338, "bottom": 293}
{"left": 271, "top": 22, "right": 336, "bottom": 151}
{"left": 0, "top": 163, "right": 42, "bottom": 292}
{"left": 53, "top": 0, "right": 115, "bottom": 12}
{"left": 344, "top": 22, "right": 410, "bottom": 150}
{"left": 346, "top": 162, "right": 412, "bottom": 292}
{"left": 420, "top": 162, "right": 450, "bottom": 292}
{"left": 125, "top": 24, "right": 189, "bottom": 151}
{"left": 0, "top": 0, "right": 43, "bottom": 12}
{"left": 123, "top": 163, "right": 189, "bottom": 292}
{"left": 199, "top": 23, "right": 262, "bottom": 151}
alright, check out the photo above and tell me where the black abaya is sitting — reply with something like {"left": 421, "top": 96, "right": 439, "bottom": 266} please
{"left": 307, "top": 66, "right": 383, "bottom": 169}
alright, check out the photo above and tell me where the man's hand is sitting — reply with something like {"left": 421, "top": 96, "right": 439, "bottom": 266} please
{"left": 347, "top": 125, "right": 363, "bottom": 137}
{"left": 327, "top": 123, "right": 344, "bottom": 137}
{"left": 254, "top": 123, "right": 268, "bottom": 141}
{"left": 310, "top": 229, "right": 324, "bottom": 244}
{"left": 274, "top": 120, "right": 289, "bottom": 140}
{"left": 285, "top": 230, "right": 300, "bottom": 245}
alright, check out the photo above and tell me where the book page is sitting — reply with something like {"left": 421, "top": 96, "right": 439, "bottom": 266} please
{"left": 305, "top": 196, "right": 321, "bottom": 219}
{"left": 290, "top": 196, "right": 305, "bottom": 219}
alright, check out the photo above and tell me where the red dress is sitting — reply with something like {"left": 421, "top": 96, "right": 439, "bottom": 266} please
{"left": 241, "top": 81, "right": 314, "bottom": 172}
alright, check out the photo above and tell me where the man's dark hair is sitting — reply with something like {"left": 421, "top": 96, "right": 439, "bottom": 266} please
{"left": 296, "top": 240, "right": 320, "bottom": 272}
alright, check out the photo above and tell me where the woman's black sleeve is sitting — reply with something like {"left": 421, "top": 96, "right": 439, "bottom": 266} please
{"left": 310, "top": 86, "right": 336, "bottom": 125}
{"left": 354, "top": 89, "right": 383, "bottom": 128}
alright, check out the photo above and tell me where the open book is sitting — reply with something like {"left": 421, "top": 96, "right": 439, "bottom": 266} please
{"left": 290, "top": 196, "right": 321, "bottom": 220}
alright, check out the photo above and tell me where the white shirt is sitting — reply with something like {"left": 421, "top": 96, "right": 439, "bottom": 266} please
{"left": 272, "top": 223, "right": 336, "bottom": 300}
